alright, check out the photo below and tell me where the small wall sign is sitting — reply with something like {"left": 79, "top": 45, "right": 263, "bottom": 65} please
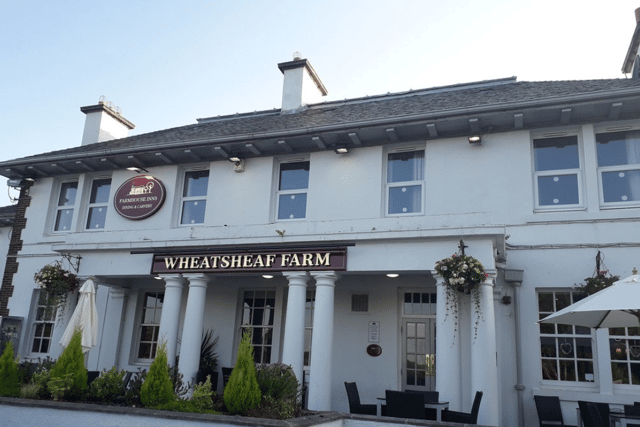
{"left": 369, "top": 321, "right": 380, "bottom": 343}
{"left": 114, "top": 175, "right": 166, "bottom": 220}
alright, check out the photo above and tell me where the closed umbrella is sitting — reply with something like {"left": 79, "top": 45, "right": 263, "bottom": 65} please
{"left": 539, "top": 274, "right": 640, "bottom": 328}
{"left": 60, "top": 278, "right": 98, "bottom": 353}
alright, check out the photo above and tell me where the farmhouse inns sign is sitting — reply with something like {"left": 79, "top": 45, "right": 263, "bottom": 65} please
{"left": 152, "top": 248, "right": 347, "bottom": 274}
{"left": 114, "top": 175, "right": 166, "bottom": 220}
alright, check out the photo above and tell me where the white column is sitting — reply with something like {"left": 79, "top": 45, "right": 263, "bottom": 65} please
{"left": 158, "top": 275, "right": 185, "bottom": 366}
{"left": 434, "top": 273, "right": 462, "bottom": 411}
{"left": 178, "top": 274, "right": 209, "bottom": 387}
{"left": 282, "top": 272, "right": 310, "bottom": 387}
{"left": 471, "top": 274, "right": 499, "bottom": 426}
{"left": 307, "top": 271, "right": 338, "bottom": 411}
{"left": 93, "top": 286, "right": 127, "bottom": 371}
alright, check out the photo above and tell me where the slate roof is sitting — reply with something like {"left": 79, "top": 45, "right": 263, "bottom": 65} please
{"left": 0, "top": 205, "right": 17, "bottom": 227}
{"left": 6, "top": 77, "right": 640, "bottom": 165}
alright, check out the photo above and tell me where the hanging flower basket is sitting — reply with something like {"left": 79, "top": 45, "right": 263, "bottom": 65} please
{"left": 434, "top": 253, "right": 488, "bottom": 339}
{"left": 34, "top": 262, "right": 80, "bottom": 314}
{"left": 575, "top": 270, "right": 619, "bottom": 296}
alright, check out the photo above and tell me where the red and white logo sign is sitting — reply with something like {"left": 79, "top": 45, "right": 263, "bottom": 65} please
{"left": 114, "top": 175, "right": 166, "bottom": 220}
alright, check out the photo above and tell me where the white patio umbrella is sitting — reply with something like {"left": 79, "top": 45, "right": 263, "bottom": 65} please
{"left": 60, "top": 278, "right": 98, "bottom": 353}
{"left": 539, "top": 274, "right": 640, "bottom": 329}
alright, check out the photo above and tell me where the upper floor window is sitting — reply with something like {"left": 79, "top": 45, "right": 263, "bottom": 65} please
{"left": 86, "top": 178, "right": 111, "bottom": 229}
{"left": 54, "top": 181, "right": 78, "bottom": 232}
{"left": 538, "top": 290, "right": 594, "bottom": 383}
{"left": 533, "top": 136, "right": 582, "bottom": 209}
{"left": 277, "top": 161, "right": 309, "bottom": 220}
{"left": 596, "top": 130, "right": 640, "bottom": 206}
{"left": 386, "top": 150, "right": 424, "bottom": 215}
{"left": 180, "top": 170, "right": 209, "bottom": 225}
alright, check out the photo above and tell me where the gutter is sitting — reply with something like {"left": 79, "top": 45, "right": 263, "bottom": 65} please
{"left": 3, "top": 86, "right": 640, "bottom": 168}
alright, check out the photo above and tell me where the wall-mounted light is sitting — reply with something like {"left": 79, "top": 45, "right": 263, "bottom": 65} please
{"left": 229, "top": 155, "right": 242, "bottom": 163}
{"left": 334, "top": 145, "right": 349, "bottom": 154}
{"left": 7, "top": 178, "right": 35, "bottom": 189}
{"left": 468, "top": 135, "right": 482, "bottom": 144}
{"left": 262, "top": 274, "right": 274, "bottom": 279}
{"left": 386, "top": 273, "right": 399, "bottom": 278}
{"left": 127, "top": 166, "right": 149, "bottom": 173}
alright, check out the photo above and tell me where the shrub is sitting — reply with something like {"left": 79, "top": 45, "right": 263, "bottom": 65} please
{"left": 20, "top": 365, "right": 51, "bottom": 399}
{"left": 223, "top": 330, "right": 261, "bottom": 414}
{"left": 140, "top": 342, "right": 174, "bottom": 407}
{"left": 87, "top": 367, "right": 126, "bottom": 403}
{"left": 125, "top": 368, "right": 147, "bottom": 406}
{"left": 190, "top": 375, "right": 214, "bottom": 412}
{"left": 248, "top": 363, "right": 301, "bottom": 419}
{"left": 0, "top": 341, "right": 20, "bottom": 397}
{"left": 48, "top": 373, "right": 74, "bottom": 401}
{"left": 49, "top": 328, "right": 87, "bottom": 400}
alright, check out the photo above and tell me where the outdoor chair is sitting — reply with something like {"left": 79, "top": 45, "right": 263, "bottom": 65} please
{"left": 534, "top": 395, "right": 576, "bottom": 427}
{"left": 624, "top": 404, "right": 640, "bottom": 427}
{"left": 441, "top": 390, "right": 483, "bottom": 424}
{"left": 344, "top": 382, "right": 377, "bottom": 415}
{"left": 405, "top": 390, "right": 439, "bottom": 420}
{"left": 385, "top": 390, "right": 425, "bottom": 420}
{"left": 578, "top": 401, "right": 609, "bottom": 427}
{"left": 222, "top": 367, "right": 234, "bottom": 388}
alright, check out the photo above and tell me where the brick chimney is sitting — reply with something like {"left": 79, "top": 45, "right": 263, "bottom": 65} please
{"left": 622, "top": 7, "right": 640, "bottom": 77}
{"left": 278, "top": 55, "right": 328, "bottom": 113}
{"left": 80, "top": 97, "right": 135, "bottom": 145}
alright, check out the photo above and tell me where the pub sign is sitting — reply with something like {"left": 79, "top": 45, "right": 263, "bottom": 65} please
{"left": 114, "top": 175, "right": 166, "bottom": 220}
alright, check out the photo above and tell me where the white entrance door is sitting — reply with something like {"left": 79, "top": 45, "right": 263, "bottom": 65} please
{"left": 401, "top": 291, "right": 437, "bottom": 391}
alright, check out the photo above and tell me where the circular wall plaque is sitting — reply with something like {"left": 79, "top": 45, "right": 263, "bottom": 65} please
{"left": 366, "top": 344, "right": 382, "bottom": 357}
{"left": 113, "top": 175, "right": 166, "bottom": 220}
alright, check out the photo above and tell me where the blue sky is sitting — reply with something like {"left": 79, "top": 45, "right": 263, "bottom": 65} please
{"left": 2, "top": 1, "right": 640, "bottom": 205}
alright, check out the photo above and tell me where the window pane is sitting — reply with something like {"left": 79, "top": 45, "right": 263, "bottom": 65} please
{"left": 278, "top": 193, "right": 307, "bottom": 219}
{"left": 86, "top": 206, "right": 107, "bottom": 229}
{"left": 279, "top": 162, "right": 309, "bottom": 190}
{"left": 90, "top": 179, "right": 111, "bottom": 203}
{"left": 54, "top": 209, "right": 74, "bottom": 231}
{"left": 601, "top": 170, "right": 640, "bottom": 203}
{"left": 183, "top": 170, "right": 209, "bottom": 197}
{"left": 388, "top": 151, "right": 424, "bottom": 183}
{"left": 181, "top": 200, "right": 207, "bottom": 224}
{"left": 57, "top": 182, "right": 78, "bottom": 206}
{"left": 534, "top": 137, "right": 579, "bottom": 171}
{"left": 537, "top": 175, "right": 579, "bottom": 206}
{"left": 597, "top": 131, "right": 640, "bottom": 167}
{"left": 388, "top": 185, "right": 422, "bottom": 214}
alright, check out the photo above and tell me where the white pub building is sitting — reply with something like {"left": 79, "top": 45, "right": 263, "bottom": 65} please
{"left": 4, "top": 11, "right": 640, "bottom": 427}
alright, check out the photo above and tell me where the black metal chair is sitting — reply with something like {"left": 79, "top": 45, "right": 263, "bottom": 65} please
{"left": 441, "top": 391, "right": 483, "bottom": 424}
{"left": 344, "top": 382, "right": 377, "bottom": 415}
{"left": 405, "top": 390, "right": 439, "bottom": 420}
{"left": 385, "top": 390, "right": 425, "bottom": 420}
{"left": 534, "top": 395, "right": 577, "bottom": 427}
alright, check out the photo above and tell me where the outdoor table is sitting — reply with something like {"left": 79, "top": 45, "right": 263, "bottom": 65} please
{"left": 376, "top": 397, "right": 449, "bottom": 421}
{"left": 610, "top": 410, "right": 640, "bottom": 427}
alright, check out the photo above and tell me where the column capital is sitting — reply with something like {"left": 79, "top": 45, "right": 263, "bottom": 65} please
{"left": 159, "top": 274, "right": 186, "bottom": 288}
{"left": 283, "top": 271, "right": 311, "bottom": 286}
{"left": 430, "top": 271, "right": 445, "bottom": 286}
{"left": 183, "top": 273, "right": 210, "bottom": 287}
{"left": 311, "top": 271, "right": 339, "bottom": 286}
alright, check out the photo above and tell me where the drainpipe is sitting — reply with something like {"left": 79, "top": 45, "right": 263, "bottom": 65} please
{"left": 505, "top": 269, "right": 525, "bottom": 427}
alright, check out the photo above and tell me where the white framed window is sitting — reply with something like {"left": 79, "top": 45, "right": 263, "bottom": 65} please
{"left": 596, "top": 130, "right": 640, "bottom": 207}
{"left": 386, "top": 150, "right": 424, "bottom": 215}
{"left": 276, "top": 161, "right": 309, "bottom": 220}
{"left": 53, "top": 181, "right": 78, "bottom": 232}
{"left": 240, "top": 290, "right": 276, "bottom": 364}
{"left": 538, "top": 290, "right": 595, "bottom": 383}
{"left": 403, "top": 291, "right": 437, "bottom": 316}
{"left": 533, "top": 136, "right": 583, "bottom": 209}
{"left": 85, "top": 178, "right": 111, "bottom": 229}
{"left": 136, "top": 291, "right": 164, "bottom": 360}
{"left": 30, "top": 290, "right": 57, "bottom": 354}
{"left": 609, "top": 326, "right": 640, "bottom": 385}
{"left": 180, "top": 169, "right": 209, "bottom": 225}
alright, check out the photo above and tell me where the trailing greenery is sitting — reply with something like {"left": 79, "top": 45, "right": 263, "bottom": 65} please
{"left": 87, "top": 367, "right": 126, "bottom": 403}
{"left": 0, "top": 341, "right": 20, "bottom": 397}
{"left": 49, "top": 329, "right": 87, "bottom": 400}
{"left": 223, "top": 330, "right": 261, "bottom": 414}
{"left": 33, "top": 261, "right": 80, "bottom": 315}
{"left": 140, "top": 342, "right": 175, "bottom": 407}
{"left": 575, "top": 270, "right": 620, "bottom": 296}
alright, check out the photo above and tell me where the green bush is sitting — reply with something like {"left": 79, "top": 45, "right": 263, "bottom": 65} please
{"left": 125, "top": 368, "right": 147, "bottom": 406}
{"left": 87, "top": 367, "right": 126, "bottom": 403}
{"left": 190, "top": 375, "right": 214, "bottom": 412}
{"left": 248, "top": 363, "right": 301, "bottom": 419}
{"left": 49, "top": 329, "right": 87, "bottom": 400}
{"left": 140, "top": 342, "right": 174, "bottom": 407}
{"left": 0, "top": 341, "right": 20, "bottom": 397}
{"left": 48, "top": 373, "right": 74, "bottom": 401}
{"left": 20, "top": 365, "right": 51, "bottom": 399}
{"left": 223, "top": 330, "right": 261, "bottom": 414}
